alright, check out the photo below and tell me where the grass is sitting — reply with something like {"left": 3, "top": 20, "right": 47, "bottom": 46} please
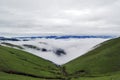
{"left": 71, "top": 74, "right": 120, "bottom": 80}
{"left": 0, "top": 72, "right": 43, "bottom": 80}
{"left": 63, "top": 37, "right": 120, "bottom": 78}
{"left": 0, "top": 37, "right": 120, "bottom": 80}
{"left": 0, "top": 45, "right": 62, "bottom": 79}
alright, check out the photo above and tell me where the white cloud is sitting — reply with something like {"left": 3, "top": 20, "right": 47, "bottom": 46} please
{"left": 0, "top": 0, "right": 120, "bottom": 35}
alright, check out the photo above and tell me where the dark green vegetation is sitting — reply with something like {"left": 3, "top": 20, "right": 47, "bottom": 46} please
{"left": 0, "top": 37, "right": 120, "bottom": 80}
{"left": 23, "top": 44, "right": 40, "bottom": 50}
{"left": 53, "top": 48, "right": 66, "bottom": 56}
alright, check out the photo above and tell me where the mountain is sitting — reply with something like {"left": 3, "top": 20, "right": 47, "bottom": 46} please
{"left": 0, "top": 37, "right": 20, "bottom": 41}
{"left": 0, "top": 35, "right": 114, "bottom": 41}
{"left": 0, "top": 37, "right": 120, "bottom": 80}
{"left": 0, "top": 46, "right": 63, "bottom": 80}
{"left": 63, "top": 37, "right": 120, "bottom": 79}
{"left": 13, "top": 35, "right": 114, "bottom": 40}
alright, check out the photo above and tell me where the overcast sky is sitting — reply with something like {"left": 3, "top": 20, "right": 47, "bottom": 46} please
{"left": 0, "top": 0, "right": 120, "bottom": 35}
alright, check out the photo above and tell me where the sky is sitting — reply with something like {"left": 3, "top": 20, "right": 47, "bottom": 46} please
{"left": 0, "top": 0, "right": 120, "bottom": 36}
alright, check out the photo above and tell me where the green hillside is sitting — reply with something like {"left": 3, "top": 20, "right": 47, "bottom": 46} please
{"left": 0, "top": 37, "right": 120, "bottom": 80}
{"left": 0, "top": 45, "right": 62, "bottom": 80}
{"left": 71, "top": 72, "right": 120, "bottom": 80}
{"left": 63, "top": 37, "right": 120, "bottom": 78}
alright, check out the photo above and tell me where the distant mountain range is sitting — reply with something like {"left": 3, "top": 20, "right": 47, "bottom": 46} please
{"left": 15, "top": 35, "right": 115, "bottom": 39}
{"left": 0, "top": 35, "right": 115, "bottom": 41}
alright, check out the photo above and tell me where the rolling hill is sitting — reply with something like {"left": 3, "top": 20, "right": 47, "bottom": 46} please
{"left": 0, "top": 37, "right": 120, "bottom": 80}
{"left": 63, "top": 37, "right": 120, "bottom": 79}
{"left": 0, "top": 45, "right": 63, "bottom": 80}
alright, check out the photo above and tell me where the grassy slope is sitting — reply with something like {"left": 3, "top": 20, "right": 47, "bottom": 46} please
{"left": 71, "top": 72, "right": 120, "bottom": 80}
{"left": 63, "top": 37, "right": 120, "bottom": 77}
{"left": 0, "top": 37, "right": 120, "bottom": 80}
{"left": 0, "top": 45, "right": 61, "bottom": 80}
{"left": 0, "top": 72, "right": 42, "bottom": 80}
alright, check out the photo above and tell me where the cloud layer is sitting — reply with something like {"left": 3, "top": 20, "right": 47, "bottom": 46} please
{"left": 0, "top": 0, "right": 120, "bottom": 35}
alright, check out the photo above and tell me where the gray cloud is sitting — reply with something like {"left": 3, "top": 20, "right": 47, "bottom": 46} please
{"left": 0, "top": 0, "right": 120, "bottom": 35}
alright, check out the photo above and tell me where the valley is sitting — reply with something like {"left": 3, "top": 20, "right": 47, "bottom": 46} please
{"left": 0, "top": 37, "right": 120, "bottom": 80}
